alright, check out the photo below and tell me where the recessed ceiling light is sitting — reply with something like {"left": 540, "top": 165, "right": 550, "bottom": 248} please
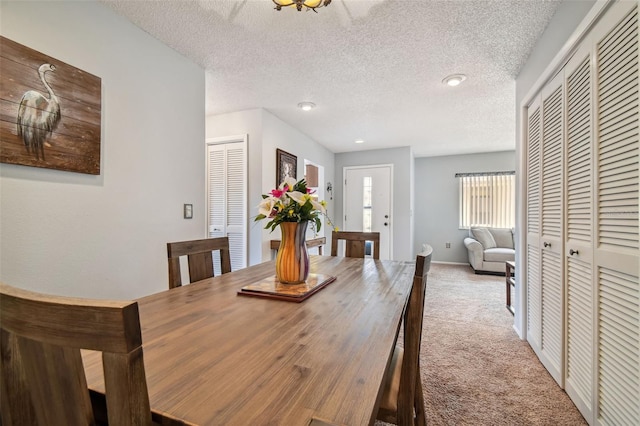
{"left": 298, "top": 102, "right": 316, "bottom": 111}
{"left": 442, "top": 74, "right": 467, "bottom": 87}
{"left": 355, "top": 139, "right": 364, "bottom": 144}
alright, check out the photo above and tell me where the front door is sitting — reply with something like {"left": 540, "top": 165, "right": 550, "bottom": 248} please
{"left": 344, "top": 165, "right": 392, "bottom": 260}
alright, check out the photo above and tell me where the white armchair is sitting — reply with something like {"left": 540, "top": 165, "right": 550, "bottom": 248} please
{"left": 463, "top": 227, "right": 515, "bottom": 274}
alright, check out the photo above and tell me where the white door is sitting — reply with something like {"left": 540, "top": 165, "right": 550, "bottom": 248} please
{"left": 206, "top": 136, "right": 247, "bottom": 273}
{"left": 344, "top": 165, "right": 392, "bottom": 260}
{"left": 538, "top": 70, "right": 565, "bottom": 386}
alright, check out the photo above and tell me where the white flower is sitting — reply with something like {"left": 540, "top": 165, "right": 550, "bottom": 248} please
{"left": 258, "top": 197, "right": 276, "bottom": 217}
{"left": 288, "top": 191, "right": 326, "bottom": 214}
{"left": 280, "top": 176, "right": 297, "bottom": 191}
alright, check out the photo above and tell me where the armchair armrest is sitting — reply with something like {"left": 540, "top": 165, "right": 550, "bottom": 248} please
{"left": 463, "top": 237, "right": 483, "bottom": 270}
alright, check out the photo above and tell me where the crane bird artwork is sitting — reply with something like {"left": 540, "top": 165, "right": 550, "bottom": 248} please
{"left": 16, "top": 63, "right": 61, "bottom": 161}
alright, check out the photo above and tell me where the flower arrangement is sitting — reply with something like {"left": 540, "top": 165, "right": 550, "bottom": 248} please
{"left": 255, "top": 177, "right": 335, "bottom": 232}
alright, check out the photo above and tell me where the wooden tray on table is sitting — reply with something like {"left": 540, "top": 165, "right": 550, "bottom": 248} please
{"left": 237, "top": 274, "right": 336, "bottom": 302}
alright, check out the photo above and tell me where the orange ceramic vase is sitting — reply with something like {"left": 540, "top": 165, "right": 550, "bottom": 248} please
{"left": 276, "top": 221, "right": 310, "bottom": 284}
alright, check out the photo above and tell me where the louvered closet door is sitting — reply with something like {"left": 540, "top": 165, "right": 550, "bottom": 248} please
{"left": 539, "top": 71, "right": 565, "bottom": 386}
{"left": 592, "top": 3, "right": 639, "bottom": 425}
{"left": 527, "top": 96, "right": 543, "bottom": 353}
{"left": 224, "top": 144, "right": 247, "bottom": 271}
{"left": 564, "top": 41, "right": 595, "bottom": 422}
{"left": 208, "top": 145, "right": 225, "bottom": 241}
{"left": 207, "top": 141, "right": 247, "bottom": 273}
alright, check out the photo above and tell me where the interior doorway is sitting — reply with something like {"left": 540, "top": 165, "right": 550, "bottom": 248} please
{"left": 206, "top": 135, "right": 247, "bottom": 273}
{"left": 343, "top": 165, "right": 392, "bottom": 260}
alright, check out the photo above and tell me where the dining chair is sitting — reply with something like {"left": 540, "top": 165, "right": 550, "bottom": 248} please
{"left": 270, "top": 236, "right": 326, "bottom": 256}
{"left": 330, "top": 231, "right": 381, "bottom": 259}
{"left": 376, "top": 244, "right": 433, "bottom": 426}
{"left": 167, "top": 236, "right": 232, "bottom": 289}
{"left": 0, "top": 283, "right": 151, "bottom": 426}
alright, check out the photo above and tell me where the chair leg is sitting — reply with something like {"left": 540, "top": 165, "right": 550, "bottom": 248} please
{"left": 414, "top": 372, "right": 426, "bottom": 426}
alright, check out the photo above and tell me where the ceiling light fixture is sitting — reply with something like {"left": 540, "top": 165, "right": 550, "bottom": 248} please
{"left": 273, "top": 0, "right": 331, "bottom": 12}
{"left": 298, "top": 102, "right": 316, "bottom": 111}
{"left": 442, "top": 74, "right": 467, "bottom": 87}
{"left": 355, "top": 139, "right": 364, "bottom": 144}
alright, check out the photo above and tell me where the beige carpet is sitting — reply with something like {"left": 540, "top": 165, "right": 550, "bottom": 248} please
{"left": 380, "top": 263, "right": 587, "bottom": 425}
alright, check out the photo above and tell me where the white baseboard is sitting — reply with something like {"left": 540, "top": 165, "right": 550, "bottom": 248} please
{"left": 432, "top": 260, "right": 468, "bottom": 266}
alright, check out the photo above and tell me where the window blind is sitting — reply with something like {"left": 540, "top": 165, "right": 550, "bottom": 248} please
{"left": 457, "top": 172, "right": 515, "bottom": 229}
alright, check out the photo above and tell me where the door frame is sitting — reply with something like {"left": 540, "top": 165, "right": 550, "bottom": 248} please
{"left": 205, "top": 134, "right": 248, "bottom": 269}
{"left": 342, "top": 164, "right": 394, "bottom": 260}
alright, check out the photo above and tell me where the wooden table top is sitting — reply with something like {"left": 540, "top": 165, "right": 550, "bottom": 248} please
{"left": 83, "top": 256, "right": 414, "bottom": 426}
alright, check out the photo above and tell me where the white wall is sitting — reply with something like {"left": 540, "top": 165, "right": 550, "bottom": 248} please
{"left": 261, "top": 110, "right": 336, "bottom": 260}
{"left": 334, "top": 147, "right": 414, "bottom": 261}
{"left": 0, "top": 1, "right": 205, "bottom": 299}
{"left": 206, "top": 108, "right": 335, "bottom": 263}
{"left": 414, "top": 151, "right": 516, "bottom": 264}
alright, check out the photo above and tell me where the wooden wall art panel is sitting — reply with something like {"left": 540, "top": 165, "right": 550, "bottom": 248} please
{"left": 0, "top": 36, "right": 101, "bottom": 175}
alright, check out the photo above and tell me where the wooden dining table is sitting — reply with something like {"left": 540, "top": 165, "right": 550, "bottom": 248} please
{"left": 83, "top": 255, "right": 414, "bottom": 426}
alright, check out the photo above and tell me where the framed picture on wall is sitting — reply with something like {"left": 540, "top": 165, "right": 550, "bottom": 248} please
{"left": 0, "top": 36, "right": 102, "bottom": 175}
{"left": 276, "top": 149, "right": 297, "bottom": 186}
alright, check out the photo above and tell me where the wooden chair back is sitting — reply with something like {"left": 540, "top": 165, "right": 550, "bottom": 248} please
{"left": 270, "top": 236, "right": 326, "bottom": 255}
{"left": 167, "top": 237, "right": 232, "bottom": 289}
{"left": 377, "top": 244, "right": 433, "bottom": 425}
{"left": 0, "top": 283, "right": 151, "bottom": 426}
{"left": 330, "top": 231, "right": 381, "bottom": 259}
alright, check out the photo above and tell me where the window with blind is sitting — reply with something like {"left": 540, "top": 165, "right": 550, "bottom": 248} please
{"left": 457, "top": 172, "right": 515, "bottom": 229}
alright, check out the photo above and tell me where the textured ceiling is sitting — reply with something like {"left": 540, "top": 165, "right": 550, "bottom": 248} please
{"left": 101, "top": 0, "right": 561, "bottom": 157}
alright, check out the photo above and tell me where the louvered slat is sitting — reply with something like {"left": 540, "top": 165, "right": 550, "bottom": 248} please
{"left": 567, "top": 58, "right": 592, "bottom": 243}
{"left": 597, "top": 6, "right": 639, "bottom": 251}
{"left": 208, "top": 147, "right": 225, "bottom": 238}
{"left": 226, "top": 147, "right": 244, "bottom": 227}
{"left": 542, "top": 86, "right": 563, "bottom": 239}
{"left": 541, "top": 250, "right": 563, "bottom": 372}
{"left": 528, "top": 107, "right": 541, "bottom": 234}
{"left": 598, "top": 267, "right": 639, "bottom": 425}
{"left": 566, "top": 257, "right": 593, "bottom": 408}
{"left": 225, "top": 146, "right": 246, "bottom": 271}
{"left": 527, "top": 244, "right": 541, "bottom": 346}
{"left": 227, "top": 232, "right": 245, "bottom": 272}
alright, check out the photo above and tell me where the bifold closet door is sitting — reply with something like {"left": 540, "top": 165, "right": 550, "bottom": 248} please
{"left": 538, "top": 71, "right": 566, "bottom": 386}
{"left": 592, "top": 2, "right": 639, "bottom": 425}
{"left": 207, "top": 142, "right": 248, "bottom": 273}
{"left": 526, "top": 96, "right": 542, "bottom": 354}
{"left": 564, "top": 40, "right": 595, "bottom": 422}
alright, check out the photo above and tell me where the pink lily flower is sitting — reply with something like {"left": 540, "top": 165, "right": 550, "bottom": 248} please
{"left": 270, "top": 188, "right": 285, "bottom": 198}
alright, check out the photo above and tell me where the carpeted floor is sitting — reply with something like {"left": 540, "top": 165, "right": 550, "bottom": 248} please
{"left": 380, "top": 263, "right": 587, "bottom": 426}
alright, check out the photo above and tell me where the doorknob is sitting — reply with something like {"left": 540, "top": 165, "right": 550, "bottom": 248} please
{"left": 543, "top": 242, "right": 551, "bottom": 248}
{"left": 569, "top": 249, "right": 579, "bottom": 256}
{"left": 384, "top": 222, "right": 388, "bottom": 226}
{"left": 385, "top": 215, "right": 389, "bottom": 219}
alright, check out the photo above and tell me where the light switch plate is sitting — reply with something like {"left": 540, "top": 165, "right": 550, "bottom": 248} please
{"left": 183, "top": 204, "right": 193, "bottom": 219}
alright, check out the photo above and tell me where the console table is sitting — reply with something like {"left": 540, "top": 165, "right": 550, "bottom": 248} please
{"left": 505, "top": 260, "right": 515, "bottom": 315}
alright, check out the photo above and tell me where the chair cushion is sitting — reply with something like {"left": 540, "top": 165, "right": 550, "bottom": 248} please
{"left": 471, "top": 228, "right": 497, "bottom": 249}
{"left": 489, "top": 228, "right": 514, "bottom": 249}
{"left": 379, "top": 345, "right": 403, "bottom": 413}
{"left": 484, "top": 248, "right": 515, "bottom": 262}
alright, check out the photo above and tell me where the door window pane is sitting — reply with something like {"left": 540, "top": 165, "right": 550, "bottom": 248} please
{"left": 363, "top": 176, "right": 372, "bottom": 232}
